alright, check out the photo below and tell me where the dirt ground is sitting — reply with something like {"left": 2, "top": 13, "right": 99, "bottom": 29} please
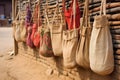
{"left": 0, "top": 49, "right": 72, "bottom": 80}
{"left": 0, "top": 27, "right": 71, "bottom": 80}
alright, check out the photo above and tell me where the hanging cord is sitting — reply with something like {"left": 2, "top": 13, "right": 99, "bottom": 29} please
{"left": 81, "top": 0, "right": 89, "bottom": 28}
{"left": 37, "top": 0, "right": 41, "bottom": 27}
{"left": 100, "top": 0, "right": 106, "bottom": 15}
{"left": 73, "top": 0, "right": 76, "bottom": 29}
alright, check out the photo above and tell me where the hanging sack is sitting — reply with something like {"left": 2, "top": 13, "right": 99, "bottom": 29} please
{"left": 14, "top": 11, "right": 26, "bottom": 42}
{"left": 49, "top": 2, "right": 66, "bottom": 56}
{"left": 14, "top": 11, "right": 21, "bottom": 42}
{"left": 76, "top": 0, "right": 91, "bottom": 69}
{"left": 62, "top": 0, "right": 80, "bottom": 69}
{"left": 20, "top": 18, "right": 27, "bottom": 42}
{"left": 26, "top": 5, "right": 34, "bottom": 48}
{"left": 89, "top": 0, "right": 114, "bottom": 75}
{"left": 39, "top": 10, "right": 54, "bottom": 57}
{"left": 14, "top": 22, "right": 21, "bottom": 42}
{"left": 64, "top": 0, "right": 80, "bottom": 30}
{"left": 26, "top": 25, "right": 34, "bottom": 48}
{"left": 33, "top": 2, "right": 41, "bottom": 48}
{"left": 31, "top": 4, "right": 39, "bottom": 43}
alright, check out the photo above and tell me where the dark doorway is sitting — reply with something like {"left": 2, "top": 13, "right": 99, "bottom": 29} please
{"left": 0, "top": 0, "right": 12, "bottom": 26}
{"left": 0, "top": 4, "right": 5, "bottom": 15}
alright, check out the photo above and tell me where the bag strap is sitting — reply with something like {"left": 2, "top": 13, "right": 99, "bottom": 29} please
{"left": 45, "top": 0, "right": 59, "bottom": 26}
{"left": 100, "top": 0, "right": 106, "bottom": 15}
{"left": 38, "top": 0, "right": 41, "bottom": 27}
{"left": 26, "top": 4, "right": 33, "bottom": 24}
{"left": 51, "top": 1, "right": 59, "bottom": 25}
{"left": 51, "top": 1, "right": 64, "bottom": 25}
{"left": 15, "top": 10, "right": 20, "bottom": 21}
{"left": 44, "top": 0, "right": 50, "bottom": 26}
{"left": 81, "top": 0, "right": 89, "bottom": 28}
{"left": 73, "top": 0, "right": 76, "bottom": 29}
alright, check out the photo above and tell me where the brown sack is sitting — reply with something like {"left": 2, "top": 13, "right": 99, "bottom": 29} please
{"left": 39, "top": 9, "right": 54, "bottom": 57}
{"left": 89, "top": 0, "right": 114, "bottom": 75}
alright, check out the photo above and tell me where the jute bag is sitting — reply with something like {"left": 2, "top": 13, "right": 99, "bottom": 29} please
{"left": 39, "top": 10, "right": 54, "bottom": 57}
{"left": 14, "top": 10, "right": 27, "bottom": 42}
{"left": 49, "top": 2, "right": 66, "bottom": 56}
{"left": 76, "top": 0, "right": 91, "bottom": 69}
{"left": 13, "top": 11, "right": 20, "bottom": 41}
{"left": 20, "top": 17, "right": 27, "bottom": 42}
{"left": 14, "top": 22, "right": 21, "bottom": 42}
{"left": 89, "top": 0, "right": 114, "bottom": 75}
{"left": 62, "top": 0, "right": 80, "bottom": 69}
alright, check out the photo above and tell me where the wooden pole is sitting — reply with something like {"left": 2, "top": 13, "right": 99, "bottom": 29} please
{"left": 89, "top": 2, "right": 120, "bottom": 13}
{"left": 12, "top": 0, "right": 18, "bottom": 55}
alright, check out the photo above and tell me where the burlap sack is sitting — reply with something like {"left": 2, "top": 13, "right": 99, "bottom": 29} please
{"left": 76, "top": 26, "right": 91, "bottom": 69}
{"left": 20, "top": 19, "right": 27, "bottom": 42}
{"left": 14, "top": 11, "right": 27, "bottom": 42}
{"left": 39, "top": 27, "right": 54, "bottom": 57}
{"left": 76, "top": 0, "right": 91, "bottom": 69}
{"left": 50, "top": 13, "right": 66, "bottom": 56}
{"left": 14, "top": 22, "right": 22, "bottom": 42}
{"left": 89, "top": 0, "right": 114, "bottom": 75}
{"left": 63, "top": 29, "right": 79, "bottom": 68}
{"left": 39, "top": 10, "right": 54, "bottom": 57}
{"left": 50, "top": 24, "right": 66, "bottom": 56}
{"left": 62, "top": 0, "right": 80, "bottom": 69}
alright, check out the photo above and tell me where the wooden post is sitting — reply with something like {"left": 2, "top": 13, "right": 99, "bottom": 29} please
{"left": 12, "top": 0, "right": 18, "bottom": 55}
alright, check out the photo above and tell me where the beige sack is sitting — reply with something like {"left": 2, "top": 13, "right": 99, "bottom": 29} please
{"left": 76, "top": 0, "right": 91, "bottom": 69}
{"left": 63, "top": 29, "right": 79, "bottom": 68}
{"left": 50, "top": 13, "right": 66, "bottom": 56}
{"left": 76, "top": 26, "right": 91, "bottom": 69}
{"left": 20, "top": 19, "right": 27, "bottom": 42}
{"left": 89, "top": 0, "right": 114, "bottom": 75}
{"left": 14, "top": 12, "right": 26, "bottom": 42}
{"left": 50, "top": 24, "right": 66, "bottom": 56}
{"left": 62, "top": 0, "right": 79, "bottom": 69}
{"left": 13, "top": 11, "right": 21, "bottom": 42}
{"left": 14, "top": 22, "right": 22, "bottom": 42}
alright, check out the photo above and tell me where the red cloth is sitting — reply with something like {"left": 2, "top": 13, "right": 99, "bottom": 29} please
{"left": 64, "top": 0, "right": 80, "bottom": 30}
{"left": 31, "top": 23, "right": 37, "bottom": 41}
{"left": 33, "top": 31, "right": 40, "bottom": 48}
{"left": 26, "top": 26, "right": 34, "bottom": 48}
